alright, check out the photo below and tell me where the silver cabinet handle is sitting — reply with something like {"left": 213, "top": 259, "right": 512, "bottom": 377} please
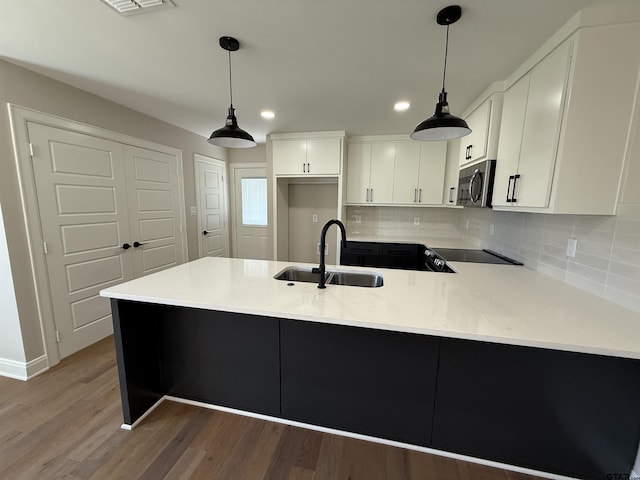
{"left": 365, "top": 188, "right": 369, "bottom": 202}
{"left": 419, "top": 189, "right": 422, "bottom": 203}
{"left": 303, "top": 163, "right": 306, "bottom": 173}
{"left": 449, "top": 187, "right": 455, "bottom": 203}
{"left": 307, "top": 162, "right": 310, "bottom": 173}
{"left": 414, "top": 189, "right": 417, "bottom": 203}
{"left": 370, "top": 188, "right": 373, "bottom": 202}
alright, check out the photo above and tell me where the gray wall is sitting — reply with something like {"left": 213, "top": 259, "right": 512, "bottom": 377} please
{"left": 0, "top": 59, "right": 227, "bottom": 363}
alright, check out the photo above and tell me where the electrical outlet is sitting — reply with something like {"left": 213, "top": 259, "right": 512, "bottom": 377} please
{"left": 489, "top": 224, "right": 495, "bottom": 236}
{"left": 189, "top": 206, "right": 197, "bottom": 216}
{"left": 312, "top": 214, "right": 318, "bottom": 223}
{"left": 354, "top": 215, "right": 361, "bottom": 224}
{"left": 413, "top": 217, "right": 420, "bottom": 226}
{"left": 566, "top": 238, "right": 577, "bottom": 258}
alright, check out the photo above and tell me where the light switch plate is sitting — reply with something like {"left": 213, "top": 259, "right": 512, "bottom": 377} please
{"left": 566, "top": 238, "right": 577, "bottom": 258}
{"left": 312, "top": 214, "right": 318, "bottom": 223}
{"left": 354, "top": 215, "right": 361, "bottom": 224}
{"left": 413, "top": 217, "right": 420, "bottom": 226}
{"left": 189, "top": 206, "right": 197, "bottom": 216}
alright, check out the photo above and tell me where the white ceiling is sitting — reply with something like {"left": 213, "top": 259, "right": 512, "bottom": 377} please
{"left": 0, "top": 0, "right": 634, "bottom": 144}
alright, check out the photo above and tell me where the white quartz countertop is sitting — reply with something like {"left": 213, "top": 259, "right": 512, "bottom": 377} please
{"left": 100, "top": 257, "right": 640, "bottom": 360}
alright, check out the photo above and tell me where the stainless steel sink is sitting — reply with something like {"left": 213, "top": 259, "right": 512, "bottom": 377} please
{"left": 274, "top": 267, "right": 383, "bottom": 288}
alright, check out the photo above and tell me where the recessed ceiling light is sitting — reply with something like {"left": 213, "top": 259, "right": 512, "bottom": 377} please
{"left": 394, "top": 101, "right": 411, "bottom": 112}
{"left": 261, "top": 110, "right": 275, "bottom": 119}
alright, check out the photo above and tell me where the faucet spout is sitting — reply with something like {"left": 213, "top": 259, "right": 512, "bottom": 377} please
{"left": 315, "top": 219, "right": 347, "bottom": 289}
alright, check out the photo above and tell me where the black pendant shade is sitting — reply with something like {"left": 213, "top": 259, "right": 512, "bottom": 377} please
{"left": 411, "top": 5, "right": 471, "bottom": 142}
{"left": 208, "top": 36, "right": 256, "bottom": 149}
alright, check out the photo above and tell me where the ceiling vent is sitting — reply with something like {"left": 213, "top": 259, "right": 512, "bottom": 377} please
{"left": 100, "top": 0, "right": 175, "bottom": 15}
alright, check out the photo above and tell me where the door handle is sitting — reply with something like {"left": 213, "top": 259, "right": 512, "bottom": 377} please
{"left": 506, "top": 176, "right": 514, "bottom": 203}
{"left": 203, "top": 230, "right": 209, "bottom": 235}
{"left": 133, "top": 241, "right": 146, "bottom": 248}
{"left": 511, "top": 174, "right": 521, "bottom": 203}
{"left": 122, "top": 243, "right": 131, "bottom": 250}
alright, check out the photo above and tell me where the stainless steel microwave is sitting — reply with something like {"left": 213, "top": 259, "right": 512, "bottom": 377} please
{"left": 457, "top": 160, "right": 496, "bottom": 207}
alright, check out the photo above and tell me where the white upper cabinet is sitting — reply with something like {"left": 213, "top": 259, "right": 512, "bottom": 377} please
{"left": 458, "top": 92, "right": 503, "bottom": 167}
{"left": 393, "top": 142, "right": 447, "bottom": 205}
{"left": 346, "top": 141, "right": 394, "bottom": 204}
{"left": 272, "top": 135, "right": 342, "bottom": 176}
{"left": 494, "top": 21, "right": 640, "bottom": 214}
{"left": 346, "top": 137, "right": 447, "bottom": 205}
{"left": 493, "top": 41, "right": 571, "bottom": 208}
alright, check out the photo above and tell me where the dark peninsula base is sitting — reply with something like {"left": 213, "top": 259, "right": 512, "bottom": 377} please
{"left": 111, "top": 299, "right": 640, "bottom": 480}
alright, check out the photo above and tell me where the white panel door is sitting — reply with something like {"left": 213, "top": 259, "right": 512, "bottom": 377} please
{"left": 233, "top": 167, "right": 270, "bottom": 260}
{"left": 196, "top": 157, "right": 229, "bottom": 257}
{"left": 28, "top": 122, "right": 133, "bottom": 358}
{"left": 123, "top": 145, "right": 185, "bottom": 276}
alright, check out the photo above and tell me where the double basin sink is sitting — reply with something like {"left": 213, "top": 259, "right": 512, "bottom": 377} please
{"left": 274, "top": 267, "right": 383, "bottom": 288}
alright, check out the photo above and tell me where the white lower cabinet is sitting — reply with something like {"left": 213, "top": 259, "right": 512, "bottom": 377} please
{"left": 346, "top": 137, "right": 446, "bottom": 206}
{"left": 493, "top": 22, "right": 640, "bottom": 214}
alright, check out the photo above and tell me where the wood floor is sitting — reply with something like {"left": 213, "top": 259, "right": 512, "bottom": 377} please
{"left": 0, "top": 337, "right": 546, "bottom": 480}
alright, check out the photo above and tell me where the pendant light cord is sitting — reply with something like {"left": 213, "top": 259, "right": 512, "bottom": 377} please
{"left": 441, "top": 24, "right": 449, "bottom": 94}
{"left": 228, "top": 49, "right": 233, "bottom": 108}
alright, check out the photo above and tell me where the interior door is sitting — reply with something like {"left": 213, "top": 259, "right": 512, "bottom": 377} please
{"left": 233, "top": 167, "right": 270, "bottom": 259}
{"left": 195, "top": 156, "right": 229, "bottom": 257}
{"left": 123, "top": 145, "right": 185, "bottom": 275}
{"left": 28, "top": 122, "right": 133, "bottom": 358}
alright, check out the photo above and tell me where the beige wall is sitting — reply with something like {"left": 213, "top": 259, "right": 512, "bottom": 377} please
{"left": 0, "top": 59, "right": 227, "bottom": 363}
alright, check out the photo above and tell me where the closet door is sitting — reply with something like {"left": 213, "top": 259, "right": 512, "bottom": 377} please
{"left": 28, "top": 122, "right": 134, "bottom": 358}
{"left": 123, "top": 145, "right": 185, "bottom": 277}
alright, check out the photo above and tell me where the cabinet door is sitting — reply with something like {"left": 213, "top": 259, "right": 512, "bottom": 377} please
{"left": 392, "top": 142, "right": 420, "bottom": 204}
{"left": 417, "top": 142, "right": 447, "bottom": 204}
{"left": 346, "top": 142, "right": 371, "bottom": 204}
{"left": 369, "top": 142, "right": 395, "bottom": 203}
{"left": 459, "top": 99, "right": 491, "bottom": 166}
{"left": 307, "top": 137, "right": 341, "bottom": 175}
{"left": 281, "top": 319, "right": 440, "bottom": 446}
{"left": 433, "top": 338, "right": 640, "bottom": 479}
{"left": 493, "top": 75, "right": 530, "bottom": 207}
{"left": 516, "top": 41, "right": 572, "bottom": 208}
{"left": 272, "top": 139, "right": 306, "bottom": 175}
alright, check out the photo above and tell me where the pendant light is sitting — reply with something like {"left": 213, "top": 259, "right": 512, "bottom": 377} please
{"left": 411, "top": 5, "right": 471, "bottom": 142}
{"left": 208, "top": 36, "right": 256, "bottom": 148}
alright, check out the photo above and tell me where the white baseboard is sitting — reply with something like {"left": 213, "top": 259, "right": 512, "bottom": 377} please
{"left": 0, "top": 354, "right": 48, "bottom": 380}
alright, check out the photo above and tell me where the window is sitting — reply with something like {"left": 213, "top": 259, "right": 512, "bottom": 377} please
{"left": 241, "top": 178, "right": 267, "bottom": 226}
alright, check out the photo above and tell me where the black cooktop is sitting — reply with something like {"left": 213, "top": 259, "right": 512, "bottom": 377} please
{"left": 433, "top": 248, "right": 522, "bottom": 265}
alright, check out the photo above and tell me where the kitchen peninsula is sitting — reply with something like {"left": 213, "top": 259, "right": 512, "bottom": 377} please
{"left": 101, "top": 257, "right": 640, "bottom": 480}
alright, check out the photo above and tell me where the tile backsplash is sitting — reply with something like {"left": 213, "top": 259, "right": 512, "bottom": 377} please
{"left": 345, "top": 205, "right": 640, "bottom": 314}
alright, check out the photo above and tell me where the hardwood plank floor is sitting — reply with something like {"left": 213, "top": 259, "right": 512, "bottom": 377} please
{"left": 0, "top": 337, "right": 546, "bottom": 480}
